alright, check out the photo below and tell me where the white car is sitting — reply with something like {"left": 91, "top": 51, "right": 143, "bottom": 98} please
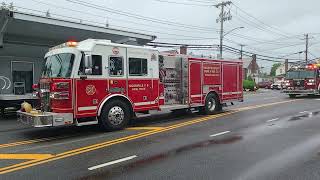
{"left": 271, "top": 83, "right": 282, "bottom": 90}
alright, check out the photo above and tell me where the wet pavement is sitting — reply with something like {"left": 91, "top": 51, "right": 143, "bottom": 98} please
{"left": 1, "top": 89, "right": 320, "bottom": 179}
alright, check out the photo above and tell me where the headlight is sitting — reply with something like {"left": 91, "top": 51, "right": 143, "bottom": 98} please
{"left": 50, "top": 91, "right": 69, "bottom": 100}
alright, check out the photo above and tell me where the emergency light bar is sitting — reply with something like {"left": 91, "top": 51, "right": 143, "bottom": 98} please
{"left": 306, "top": 64, "right": 320, "bottom": 70}
{"left": 49, "top": 41, "right": 78, "bottom": 51}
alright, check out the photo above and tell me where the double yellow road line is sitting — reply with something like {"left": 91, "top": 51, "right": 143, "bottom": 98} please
{"left": 0, "top": 100, "right": 298, "bottom": 174}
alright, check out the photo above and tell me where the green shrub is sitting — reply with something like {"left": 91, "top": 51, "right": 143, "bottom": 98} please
{"left": 243, "top": 80, "right": 255, "bottom": 91}
{"left": 247, "top": 76, "right": 253, "bottom": 81}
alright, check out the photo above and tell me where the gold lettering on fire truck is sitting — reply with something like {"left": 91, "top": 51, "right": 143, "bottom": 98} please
{"left": 203, "top": 66, "right": 220, "bottom": 77}
{"left": 86, "top": 85, "right": 96, "bottom": 95}
{"left": 129, "top": 84, "right": 147, "bottom": 91}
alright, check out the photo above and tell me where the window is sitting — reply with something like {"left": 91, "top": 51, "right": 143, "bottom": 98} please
{"left": 129, "top": 58, "right": 148, "bottom": 76}
{"left": 78, "top": 55, "right": 102, "bottom": 75}
{"left": 12, "top": 62, "right": 33, "bottom": 93}
{"left": 91, "top": 55, "right": 102, "bottom": 75}
{"left": 43, "top": 53, "right": 74, "bottom": 78}
{"left": 109, "top": 56, "right": 123, "bottom": 76}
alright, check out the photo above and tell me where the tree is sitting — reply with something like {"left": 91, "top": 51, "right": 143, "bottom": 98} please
{"left": 270, "top": 63, "right": 281, "bottom": 76}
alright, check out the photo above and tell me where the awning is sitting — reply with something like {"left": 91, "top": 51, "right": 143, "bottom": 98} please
{"left": 0, "top": 9, "right": 156, "bottom": 48}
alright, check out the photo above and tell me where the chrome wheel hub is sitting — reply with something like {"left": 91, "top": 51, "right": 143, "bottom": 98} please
{"left": 207, "top": 98, "right": 216, "bottom": 111}
{"left": 108, "top": 106, "right": 124, "bottom": 126}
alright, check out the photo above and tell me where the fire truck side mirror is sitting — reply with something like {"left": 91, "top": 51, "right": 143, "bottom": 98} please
{"left": 84, "top": 54, "right": 93, "bottom": 75}
{"left": 84, "top": 54, "right": 92, "bottom": 67}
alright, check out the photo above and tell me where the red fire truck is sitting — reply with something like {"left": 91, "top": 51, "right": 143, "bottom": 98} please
{"left": 282, "top": 64, "right": 320, "bottom": 98}
{"left": 17, "top": 39, "right": 243, "bottom": 130}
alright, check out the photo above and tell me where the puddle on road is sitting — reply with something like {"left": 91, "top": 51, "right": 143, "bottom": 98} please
{"left": 289, "top": 111, "right": 320, "bottom": 121}
{"left": 80, "top": 136, "right": 242, "bottom": 180}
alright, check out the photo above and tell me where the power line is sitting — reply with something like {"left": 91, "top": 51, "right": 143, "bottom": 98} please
{"left": 23, "top": 0, "right": 218, "bottom": 34}
{"left": 65, "top": 0, "right": 219, "bottom": 31}
{"left": 230, "top": 11, "right": 291, "bottom": 38}
{"left": 150, "top": 41, "right": 301, "bottom": 61}
{"left": 232, "top": 2, "right": 292, "bottom": 37}
{"left": 14, "top": 5, "right": 221, "bottom": 40}
{"left": 153, "top": 0, "right": 214, "bottom": 7}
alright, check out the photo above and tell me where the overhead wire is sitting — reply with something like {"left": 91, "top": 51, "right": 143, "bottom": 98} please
{"left": 153, "top": 0, "right": 214, "bottom": 7}
{"left": 231, "top": 2, "right": 293, "bottom": 37}
{"left": 65, "top": 0, "right": 219, "bottom": 31}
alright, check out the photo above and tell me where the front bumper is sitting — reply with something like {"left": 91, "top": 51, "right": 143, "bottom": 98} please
{"left": 281, "top": 89, "right": 317, "bottom": 95}
{"left": 17, "top": 111, "right": 73, "bottom": 128}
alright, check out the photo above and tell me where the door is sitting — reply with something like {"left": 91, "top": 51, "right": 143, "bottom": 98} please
{"left": 11, "top": 61, "right": 34, "bottom": 94}
{"left": 127, "top": 49, "right": 159, "bottom": 111}
{"left": 222, "top": 63, "right": 239, "bottom": 100}
{"left": 108, "top": 47, "right": 127, "bottom": 96}
{"left": 189, "top": 61, "right": 202, "bottom": 104}
{"left": 76, "top": 54, "right": 107, "bottom": 118}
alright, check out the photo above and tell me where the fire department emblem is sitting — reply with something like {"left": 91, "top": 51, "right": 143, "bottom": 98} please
{"left": 86, "top": 85, "right": 96, "bottom": 95}
{"left": 112, "top": 47, "right": 120, "bottom": 55}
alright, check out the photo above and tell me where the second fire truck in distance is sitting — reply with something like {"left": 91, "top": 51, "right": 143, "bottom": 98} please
{"left": 282, "top": 64, "right": 320, "bottom": 98}
{"left": 17, "top": 39, "right": 243, "bottom": 130}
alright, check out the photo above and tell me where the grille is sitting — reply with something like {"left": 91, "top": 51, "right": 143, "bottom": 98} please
{"left": 40, "top": 81, "right": 51, "bottom": 112}
{"left": 293, "top": 80, "right": 304, "bottom": 87}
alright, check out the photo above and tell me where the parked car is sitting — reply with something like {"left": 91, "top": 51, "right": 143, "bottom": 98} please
{"left": 271, "top": 83, "right": 282, "bottom": 90}
{"left": 258, "top": 81, "right": 272, "bottom": 89}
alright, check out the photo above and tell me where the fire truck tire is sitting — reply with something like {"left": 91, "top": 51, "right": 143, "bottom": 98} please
{"left": 99, "top": 100, "right": 130, "bottom": 131}
{"left": 204, "top": 93, "right": 222, "bottom": 115}
{"left": 289, "top": 94, "right": 296, "bottom": 98}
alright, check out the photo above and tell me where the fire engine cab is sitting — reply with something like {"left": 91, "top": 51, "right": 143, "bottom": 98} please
{"left": 17, "top": 39, "right": 243, "bottom": 130}
{"left": 282, "top": 64, "right": 320, "bottom": 98}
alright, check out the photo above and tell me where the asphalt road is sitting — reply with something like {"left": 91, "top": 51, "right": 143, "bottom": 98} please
{"left": 2, "top": 89, "right": 320, "bottom": 180}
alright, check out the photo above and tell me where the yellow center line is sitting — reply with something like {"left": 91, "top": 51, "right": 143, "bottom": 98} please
{"left": 0, "top": 138, "right": 54, "bottom": 149}
{"left": 126, "top": 127, "right": 165, "bottom": 130}
{"left": 0, "top": 154, "right": 54, "bottom": 160}
{"left": 0, "top": 99, "right": 299, "bottom": 174}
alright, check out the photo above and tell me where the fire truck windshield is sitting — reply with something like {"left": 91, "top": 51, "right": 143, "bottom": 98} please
{"left": 286, "top": 70, "right": 315, "bottom": 79}
{"left": 42, "top": 53, "right": 75, "bottom": 78}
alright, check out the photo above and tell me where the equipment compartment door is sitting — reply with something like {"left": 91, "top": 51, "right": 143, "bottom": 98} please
{"left": 189, "top": 61, "right": 202, "bottom": 104}
{"left": 222, "top": 63, "right": 239, "bottom": 100}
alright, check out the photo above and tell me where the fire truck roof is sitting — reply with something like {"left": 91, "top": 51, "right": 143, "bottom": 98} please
{"left": 76, "top": 39, "right": 158, "bottom": 52}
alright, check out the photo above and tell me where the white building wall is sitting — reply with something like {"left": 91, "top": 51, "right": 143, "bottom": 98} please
{"left": 276, "top": 64, "right": 286, "bottom": 76}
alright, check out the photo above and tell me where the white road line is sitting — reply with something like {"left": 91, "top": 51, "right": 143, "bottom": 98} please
{"left": 266, "top": 118, "right": 279, "bottom": 123}
{"left": 315, "top": 99, "right": 320, "bottom": 101}
{"left": 263, "top": 97, "right": 278, "bottom": 100}
{"left": 210, "top": 131, "right": 231, "bottom": 137}
{"left": 88, "top": 155, "right": 137, "bottom": 171}
{"left": 299, "top": 111, "right": 309, "bottom": 114}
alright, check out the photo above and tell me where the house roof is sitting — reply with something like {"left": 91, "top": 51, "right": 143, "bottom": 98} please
{"left": 242, "top": 58, "right": 252, "bottom": 68}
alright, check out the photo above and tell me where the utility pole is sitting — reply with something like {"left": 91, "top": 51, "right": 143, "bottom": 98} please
{"left": 239, "top": 44, "right": 245, "bottom": 60}
{"left": 215, "top": 1, "right": 232, "bottom": 59}
{"left": 305, "top": 34, "right": 309, "bottom": 64}
{"left": 285, "top": 59, "right": 288, "bottom": 75}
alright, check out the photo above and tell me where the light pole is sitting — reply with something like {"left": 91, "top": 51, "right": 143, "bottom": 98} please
{"left": 219, "top": 26, "right": 244, "bottom": 59}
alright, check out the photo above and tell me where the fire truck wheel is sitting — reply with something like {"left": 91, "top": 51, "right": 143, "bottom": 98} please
{"left": 99, "top": 100, "right": 130, "bottom": 131}
{"left": 289, "top": 94, "right": 296, "bottom": 98}
{"left": 204, "top": 93, "right": 222, "bottom": 115}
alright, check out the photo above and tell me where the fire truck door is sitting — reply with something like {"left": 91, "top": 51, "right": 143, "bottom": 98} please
{"left": 108, "top": 52, "right": 127, "bottom": 96}
{"left": 189, "top": 61, "right": 202, "bottom": 104}
{"left": 127, "top": 55, "right": 156, "bottom": 110}
{"left": 76, "top": 54, "right": 107, "bottom": 118}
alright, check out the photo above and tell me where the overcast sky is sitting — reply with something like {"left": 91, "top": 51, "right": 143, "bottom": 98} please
{"left": 6, "top": 0, "right": 320, "bottom": 71}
